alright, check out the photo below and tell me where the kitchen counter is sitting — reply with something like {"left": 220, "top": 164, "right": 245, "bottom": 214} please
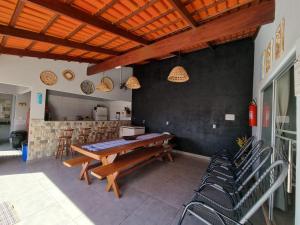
{"left": 28, "top": 119, "right": 131, "bottom": 161}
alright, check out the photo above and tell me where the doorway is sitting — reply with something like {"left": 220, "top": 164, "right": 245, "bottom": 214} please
{"left": 0, "top": 83, "right": 31, "bottom": 157}
{"left": 261, "top": 64, "right": 296, "bottom": 225}
{"left": 0, "top": 93, "right": 13, "bottom": 150}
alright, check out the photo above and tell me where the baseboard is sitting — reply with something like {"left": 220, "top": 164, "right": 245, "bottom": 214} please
{"left": 172, "top": 149, "right": 211, "bottom": 161}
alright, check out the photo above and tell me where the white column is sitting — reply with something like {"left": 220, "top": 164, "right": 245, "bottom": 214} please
{"left": 295, "top": 38, "right": 300, "bottom": 225}
{"left": 29, "top": 88, "right": 46, "bottom": 120}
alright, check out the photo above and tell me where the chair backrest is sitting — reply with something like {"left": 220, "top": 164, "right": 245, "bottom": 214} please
{"left": 233, "top": 136, "right": 255, "bottom": 161}
{"left": 237, "top": 160, "right": 288, "bottom": 224}
{"left": 235, "top": 140, "right": 264, "bottom": 170}
{"left": 236, "top": 146, "right": 273, "bottom": 190}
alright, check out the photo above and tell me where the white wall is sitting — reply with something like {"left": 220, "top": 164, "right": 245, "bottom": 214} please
{"left": 252, "top": 0, "right": 300, "bottom": 224}
{"left": 0, "top": 55, "right": 132, "bottom": 119}
{"left": 108, "top": 101, "right": 132, "bottom": 121}
{"left": 0, "top": 83, "right": 29, "bottom": 95}
{"left": 253, "top": 0, "right": 300, "bottom": 137}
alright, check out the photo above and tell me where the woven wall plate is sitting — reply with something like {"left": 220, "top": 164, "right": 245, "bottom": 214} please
{"left": 102, "top": 77, "right": 114, "bottom": 92}
{"left": 40, "top": 71, "right": 57, "bottom": 86}
{"left": 80, "top": 80, "right": 95, "bottom": 95}
{"left": 62, "top": 69, "right": 75, "bottom": 81}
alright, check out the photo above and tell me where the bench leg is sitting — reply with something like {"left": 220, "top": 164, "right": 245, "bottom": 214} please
{"left": 106, "top": 172, "right": 120, "bottom": 198}
{"left": 101, "top": 156, "right": 121, "bottom": 198}
{"left": 80, "top": 162, "right": 91, "bottom": 185}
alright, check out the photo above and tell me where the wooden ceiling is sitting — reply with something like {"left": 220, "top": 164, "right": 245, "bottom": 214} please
{"left": 0, "top": 0, "right": 275, "bottom": 75}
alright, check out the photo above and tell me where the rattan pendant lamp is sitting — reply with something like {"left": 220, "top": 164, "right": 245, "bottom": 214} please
{"left": 167, "top": 52, "right": 189, "bottom": 83}
{"left": 126, "top": 75, "right": 141, "bottom": 89}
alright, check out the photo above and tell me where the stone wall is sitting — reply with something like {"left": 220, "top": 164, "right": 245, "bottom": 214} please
{"left": 28, "top": 120, "right": 131, "bottom": 161}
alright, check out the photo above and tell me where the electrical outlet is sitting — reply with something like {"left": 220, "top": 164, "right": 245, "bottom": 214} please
{"left": 166, "top": 121, "right": 169, "bottom": 125}
{"left": 212, "top": 124, "right": 217, "bottom": 129}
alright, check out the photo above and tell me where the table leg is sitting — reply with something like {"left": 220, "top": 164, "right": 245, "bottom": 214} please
{"left": 166, "top": 152, "right": 174, "bottom": 162}
{"left": 80, "top": 162, "right": 91, "bottom": 185}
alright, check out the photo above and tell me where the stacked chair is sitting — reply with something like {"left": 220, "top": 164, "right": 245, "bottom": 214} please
{"left": 178, "top": 137, "right": 289, "bottom": 225}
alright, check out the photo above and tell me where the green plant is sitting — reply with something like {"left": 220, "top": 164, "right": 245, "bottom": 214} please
{"left": 236, "top": 136, "right": 248, "bottom": 148}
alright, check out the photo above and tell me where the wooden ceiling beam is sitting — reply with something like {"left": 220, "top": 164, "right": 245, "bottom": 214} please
{"left": 1, "top": 0, "right": 25, "bottom": 47}
{"left": 25, "top": 0, "right": 150, "bottom": 45}
{"left": 0, "top": 46, "right": 101, "bottom": 64}
{"left": 0, "top": 25, "right": 119, "bottom": 56}
{"left": 169, "top": 0, "right": 198, "bottom": 28}
{"left": 87, "top": 0, "right": 275, "bottom": 75}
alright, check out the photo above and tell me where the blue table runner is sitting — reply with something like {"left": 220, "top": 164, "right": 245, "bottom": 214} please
{"left": 82, "top": 133, "right": 163, "bottom": 152}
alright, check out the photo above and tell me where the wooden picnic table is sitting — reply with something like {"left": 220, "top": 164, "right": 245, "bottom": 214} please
{"left": 70, "top": 133, "right": 174, "bottom": 198}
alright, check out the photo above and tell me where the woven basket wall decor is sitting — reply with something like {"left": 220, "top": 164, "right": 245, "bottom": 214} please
{"left": 80, "top": 80, "right": 95, "bottom": 95}
{"left": 40, "top": 71, "right": 57, "bottom": 86}
{"left": 62, "top": 69, "right": 75, "bottom": 81}
{"left": 96, "top": 77, "right": 114, "bottom": 92}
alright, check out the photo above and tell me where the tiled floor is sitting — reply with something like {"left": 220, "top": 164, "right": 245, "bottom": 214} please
{"left": 0, "top": 154, "right": 266, "bottom": 225}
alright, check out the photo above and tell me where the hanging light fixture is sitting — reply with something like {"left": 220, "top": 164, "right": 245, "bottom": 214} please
{"left": 167, "top": 52, "right": 189, "bottom": 83}
{"left": 167, "top": 66, "right": 189, "bottom": 82}
{"left": 126, "top": 75, "right": 141, "bottom": 89}
{"left": 96, "top": 72, "right": 110, "bottom": 92}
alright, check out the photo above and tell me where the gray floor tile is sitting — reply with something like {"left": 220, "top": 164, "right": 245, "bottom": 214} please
{"left": 0, "top": 153, "right": 266, "bottom": 225}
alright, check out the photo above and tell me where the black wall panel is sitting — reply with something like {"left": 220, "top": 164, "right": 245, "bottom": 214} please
{"left": 132, "top": 38, "right": 254, "bottom": 156}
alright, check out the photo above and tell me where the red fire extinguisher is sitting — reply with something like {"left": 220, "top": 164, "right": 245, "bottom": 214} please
{"left": 249, "top": 99, "right": 257, "bottom": 127}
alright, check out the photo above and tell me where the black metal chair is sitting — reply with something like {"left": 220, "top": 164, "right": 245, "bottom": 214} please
{"left": 206, "top": 140, "right": 264, "bottom": 180}
{"left": 178, "top": 160, "right": 288, "bottom": 225}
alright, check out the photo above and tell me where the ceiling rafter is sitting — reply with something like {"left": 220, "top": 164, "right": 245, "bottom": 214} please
{"left": 115, "top": 0, "right": 159, "bottom": 25}
{"left": 130, "top": 8, "right": 176, "bottom": 32}
{"left": 142, "top": 18, "right": 183, "bottom": 37}
{"left": 192, "top": 0, "right": 256, "bottom": 17}
{"left": 0, "top": 46, "right": 101, "bottom": 63}
{"left": 87, "top": 0, "right": 275, "bottom": 75}
{"left": 100, "top": 36, "right": 121, "bottom": 48}
{"left": 84, "top": 31, "right": 106, "bottom": 44}
{"left": 0, "top": 25, "right": 119, "bottom": 55}
{"left": 169, "top": 0, "right": 198, "bottom": 28}
{"left": 1, "top": 0, "right": 25, "bottom": 47}
{"left": 26, "top": 0, "right": 150, "bottom": 45}
{"left": 26, "top": 14, "right": 60, "bottom": 50}
{"left": 94, "top": 0, "right": 119, "bottom": 16}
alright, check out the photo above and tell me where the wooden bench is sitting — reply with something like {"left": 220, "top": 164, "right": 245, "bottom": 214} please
{"left": 63, "top": 156, "right": 100, "bottom": 185}
{"left": 91, "top": 146, "right": 173, "bottom": 198}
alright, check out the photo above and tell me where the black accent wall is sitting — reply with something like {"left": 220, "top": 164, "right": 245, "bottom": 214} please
{"left": 132, "top": 38, "right": 254, "bottom": 156}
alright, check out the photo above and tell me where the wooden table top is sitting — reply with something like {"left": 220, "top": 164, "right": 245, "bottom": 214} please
{"left": 71, "top": 133, "right": 173, "bottom": 160}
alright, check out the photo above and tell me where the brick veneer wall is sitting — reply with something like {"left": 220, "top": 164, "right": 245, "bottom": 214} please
{"left": 28, "top": 119, "right": 131, "bottom": 161}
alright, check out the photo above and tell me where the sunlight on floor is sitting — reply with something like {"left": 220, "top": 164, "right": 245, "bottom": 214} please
{"left": 0, "top": 172, "right": 95, "bottom": 225}
{"left": 0, "top": 150, "right": 22, "bottom": 157}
